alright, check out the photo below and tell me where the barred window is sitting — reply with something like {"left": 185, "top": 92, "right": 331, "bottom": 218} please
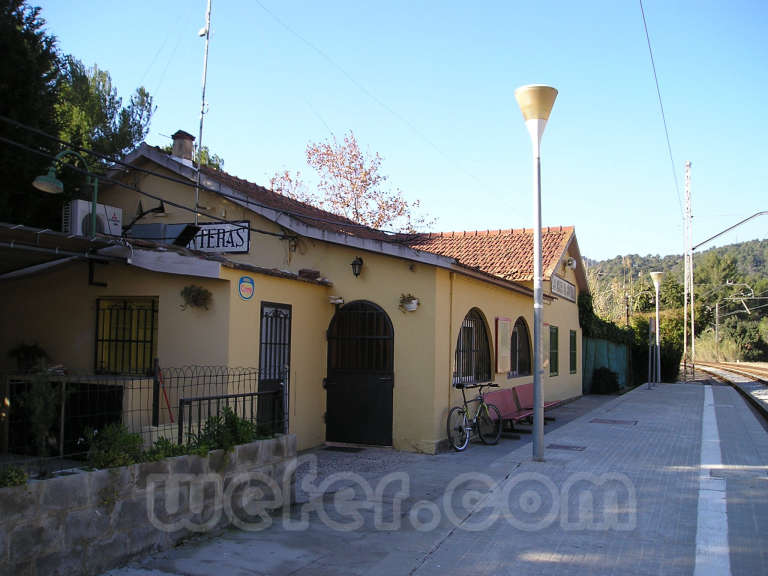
{"left": 454, "top": 308, "right": 491, "bottom": 385}
{"left": 510, "top": 317, "right": 531, "bottom": 377}
{"left": 95, "top": 297, "right": 158, "bottom": 375}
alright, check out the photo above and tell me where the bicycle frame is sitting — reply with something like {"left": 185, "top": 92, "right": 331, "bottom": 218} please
{"left": 458, "top": 384, "right": 494, "bottom": 428}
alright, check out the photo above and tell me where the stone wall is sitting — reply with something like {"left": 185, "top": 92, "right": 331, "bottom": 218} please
{"left": 0, "top": 434, "right": 296, "bottom": 576}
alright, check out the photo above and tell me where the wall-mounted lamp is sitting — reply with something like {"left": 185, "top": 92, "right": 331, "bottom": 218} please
{"left": 351, "top": 257, "right": 363, "bottom": 278}
{"left": 566, "top": 257, "right": 577, "bottom": 270}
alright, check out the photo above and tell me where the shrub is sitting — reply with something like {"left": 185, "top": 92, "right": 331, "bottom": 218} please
{"left": 8, "top": 342, "right": 49, "bottom": 371}
{"left": 592, "top": 367, "right": 619, "bottom": 394}
{"left": 19, "top": 374, "right": 60, "bottom": 457}
{"left": 143, "top": 437, "right": 190, "bottom": 461}
{"left": 86, "top": 423, "right": 143, "bottom": 468}
{"left": 0, "top": 466, "right": 28, "bottom": 488}
{"left": 192, "top": 406, "right": 267, "bottom": 452}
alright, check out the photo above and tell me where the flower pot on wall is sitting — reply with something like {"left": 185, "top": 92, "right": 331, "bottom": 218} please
{"left": 399, "top": 294, "right": 419, "bottom": 312}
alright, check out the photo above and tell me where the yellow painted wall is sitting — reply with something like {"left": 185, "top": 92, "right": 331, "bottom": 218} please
{"left": 97, "top": 169, "right": 585, "bottom": 453}
{"left": 221, "top": 267, "right": 330, "bottom": 451}
{"left": 297, "top": 245, "right": 439, "bottom": 453}
{"left": 542, "top": 246, "right": 583, "bottom": 402}
{"left": 431, "top": 270, "right": 536, "bottom": 451}
{"left": 0, "top": 261, "right": 230, "bottom": 372}
{"left": 100, "top": 163, "right": 290, "bottom": 269}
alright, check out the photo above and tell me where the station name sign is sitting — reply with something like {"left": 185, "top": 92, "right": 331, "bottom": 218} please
{"left": 187, "top": 221, "right": 250, "bottom": 254}
{"left": 551, "top": 274, "right": 576, "bottom": 301}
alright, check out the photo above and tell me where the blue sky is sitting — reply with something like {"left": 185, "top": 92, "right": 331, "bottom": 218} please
{"left": 35, "top": 0, "right": 768, "bottom": 260}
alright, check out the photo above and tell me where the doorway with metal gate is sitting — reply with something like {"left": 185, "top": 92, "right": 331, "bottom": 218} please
{"left": 325, "top": 301, "right": 394, "bottom": 445}
{"left": 258, "top": 302, "right": 291, "bottom": 434}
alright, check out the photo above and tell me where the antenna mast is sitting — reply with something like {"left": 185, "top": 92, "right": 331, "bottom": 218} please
{"left": 195, "top": 0, "right": 212, "bottom": 225}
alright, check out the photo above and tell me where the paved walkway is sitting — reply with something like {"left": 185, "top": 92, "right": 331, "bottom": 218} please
{"left": 107, "top": 379, "right": 768, "bottom": 576}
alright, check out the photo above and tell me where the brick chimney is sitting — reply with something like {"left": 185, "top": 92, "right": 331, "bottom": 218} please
{"left": 171, "top": 130, "right": 196, "bottom": 165}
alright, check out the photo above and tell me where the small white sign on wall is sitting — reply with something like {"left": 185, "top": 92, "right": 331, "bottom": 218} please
{"left": 551, "top": 274, "right": 576, "bottom": 301}
{"left": 187, "top": 221, "right": 250, "bottom": 253}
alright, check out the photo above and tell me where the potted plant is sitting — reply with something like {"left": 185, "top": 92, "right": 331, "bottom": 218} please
{"left": 180, "top": 285, "right": 213, "bottom": 310}
{"left": 399, "top": 293, "right": 419, "bottom": 312}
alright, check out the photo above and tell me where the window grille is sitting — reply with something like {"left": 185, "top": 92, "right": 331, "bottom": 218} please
{"left": 454, "top": 308, "right": 491, "bottom": 385}
{"left": 510, "top": 317, "right": 532, "bottom": 377}
{"left": 259, "top": 303, "right": 292, "bottom": 379}
{"left": 95, "top": 297, "right": 158, "bottom": 375}
{"left": 549, "top": 325, "right": 559, "bottom": 376}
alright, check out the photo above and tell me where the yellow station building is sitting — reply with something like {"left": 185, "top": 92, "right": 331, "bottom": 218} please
{"left": 0, "top": 131, "right": 588, "bottom": 453}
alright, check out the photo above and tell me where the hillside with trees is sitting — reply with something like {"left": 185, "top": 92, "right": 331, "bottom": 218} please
{"left": 585, "top": 239, "right": 768, "bottom": 362}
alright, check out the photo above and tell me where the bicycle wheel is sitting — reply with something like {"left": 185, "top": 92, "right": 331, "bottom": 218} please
{"left": 478, "top": 403, "right": 502, "bottom": 445}
{"left": 447, "top": 406, "right": 470, "bottom": 451}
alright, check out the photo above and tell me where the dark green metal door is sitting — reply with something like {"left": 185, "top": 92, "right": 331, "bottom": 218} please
{"left": 326, "top": 301, "right": 394, "bottom": 445}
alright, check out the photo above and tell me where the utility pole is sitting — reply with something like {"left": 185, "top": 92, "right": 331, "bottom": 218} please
{"left": 195, "top": 0, "right": 212, "bottom": 226}
{"left": 687, "top": 162, "right": 695, "bottom": 378}
{"left": 715, "top": 300, "right": 719, "bottom": 363}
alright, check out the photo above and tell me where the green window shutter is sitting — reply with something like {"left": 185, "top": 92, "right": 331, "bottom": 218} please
{"left": 570, "top": 330, "right": 577, "bottom": 374}
{"left": 549, "top": 325, "right": 558, "bottom": 376}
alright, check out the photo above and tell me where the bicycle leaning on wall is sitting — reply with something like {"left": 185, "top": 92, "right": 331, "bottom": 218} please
{"left": 446, "top": 382, "right": 502, "bottom": 451}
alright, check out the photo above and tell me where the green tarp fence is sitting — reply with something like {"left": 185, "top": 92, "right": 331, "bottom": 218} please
{"left": 582, "top": 337, "right": 630, "bottom": 394}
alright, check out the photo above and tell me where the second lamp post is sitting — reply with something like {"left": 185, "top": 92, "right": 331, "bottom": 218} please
{"left": 515, "top": 84, "right": 558, "bottom": 461}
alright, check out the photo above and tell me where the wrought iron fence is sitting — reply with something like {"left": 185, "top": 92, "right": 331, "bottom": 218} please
{"left": 0, "top": 364, "right": 288, "bottom": 475}
{"left": 177, "top": 389, "right": 284, "bottom": 445}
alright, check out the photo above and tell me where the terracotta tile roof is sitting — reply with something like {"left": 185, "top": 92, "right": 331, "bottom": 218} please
{"left": 405, "top": 227, "right": 574, "bottom": 282}
{"left": 198, "top": 164, "right": 395, "bottom": 241}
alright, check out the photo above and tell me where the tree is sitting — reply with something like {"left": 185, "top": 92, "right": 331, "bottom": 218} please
{"left": 274, "top": 131, "right": 433, "bottom": 232}
{"left": 56, "top": 56, "right": 153, "bottom": 162}
{"left": 160, "top": 144, "right": 224, "bottom": 170}
{"left": 660, "top": 275, "right": 684, "bottom": 309}
{"left": 0, "top": 0, "right": 61, "bottom": 226}
{"left": 0, "top": 1, "right": 156, "bottom": 229}
{"left": 270, "top": 169, "right": 316, "bottom": 205}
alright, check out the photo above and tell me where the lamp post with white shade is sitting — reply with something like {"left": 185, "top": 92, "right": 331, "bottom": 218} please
{"left": 515, "top": 84, "right": 558, "bottom": 461}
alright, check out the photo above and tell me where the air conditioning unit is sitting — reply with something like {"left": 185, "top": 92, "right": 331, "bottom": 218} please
{"left": 62, "top": 200, "right": 123, "bottom": 237}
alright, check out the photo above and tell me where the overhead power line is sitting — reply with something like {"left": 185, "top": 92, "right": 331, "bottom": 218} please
{"left": 0, "top": 115, "right": 420, "bottom": 242}
{"left": 0, "top": 134, "right": 287, "bottom": 240}
{"left": 639, "top": 0, "right": 684, "bottom": 218}
{"left": 252, "top": 0, "right": 488, "bottom": 191}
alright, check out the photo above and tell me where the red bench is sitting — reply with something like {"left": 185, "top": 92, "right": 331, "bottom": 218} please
{"left": 513, "top": 382, "right": 562, "bottom": 420}
{"left": 484, "top": 387, "right": 533, "bottom": 434}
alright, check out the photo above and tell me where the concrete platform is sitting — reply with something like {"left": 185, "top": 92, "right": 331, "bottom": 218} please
{"left": 698, "top": 364, "right": 768, "bottom": 418}
{"left": 106, "top": 379, "right": 768, "bottom": 576}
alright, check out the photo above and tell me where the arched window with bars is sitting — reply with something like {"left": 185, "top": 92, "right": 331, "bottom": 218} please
{"left": 510, "top": 317, "right": 532, "bottom": 377}
{"left": 453, "top": 308, "right": 491, "bottom": 385}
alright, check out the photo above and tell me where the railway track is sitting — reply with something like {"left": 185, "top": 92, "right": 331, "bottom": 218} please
{"left": 696, "top": 361, "right": 768, "bottom": 384}
{"left": 696, "top": 361, "right": 768, "bottom": 420}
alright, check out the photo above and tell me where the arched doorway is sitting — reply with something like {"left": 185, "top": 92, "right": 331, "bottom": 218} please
{"left": 326, "top": 301, "right": 394, "bottom": 445}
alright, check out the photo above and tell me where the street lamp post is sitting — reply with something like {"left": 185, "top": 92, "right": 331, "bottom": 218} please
{"left": 650, "top": 271, "right": 663, "bottom": 386}
{"left": 515, "top": 84, "right": 557, "bottom": 462}
{"left": 33, "top": 150, "right": 99, "bottom": 239}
